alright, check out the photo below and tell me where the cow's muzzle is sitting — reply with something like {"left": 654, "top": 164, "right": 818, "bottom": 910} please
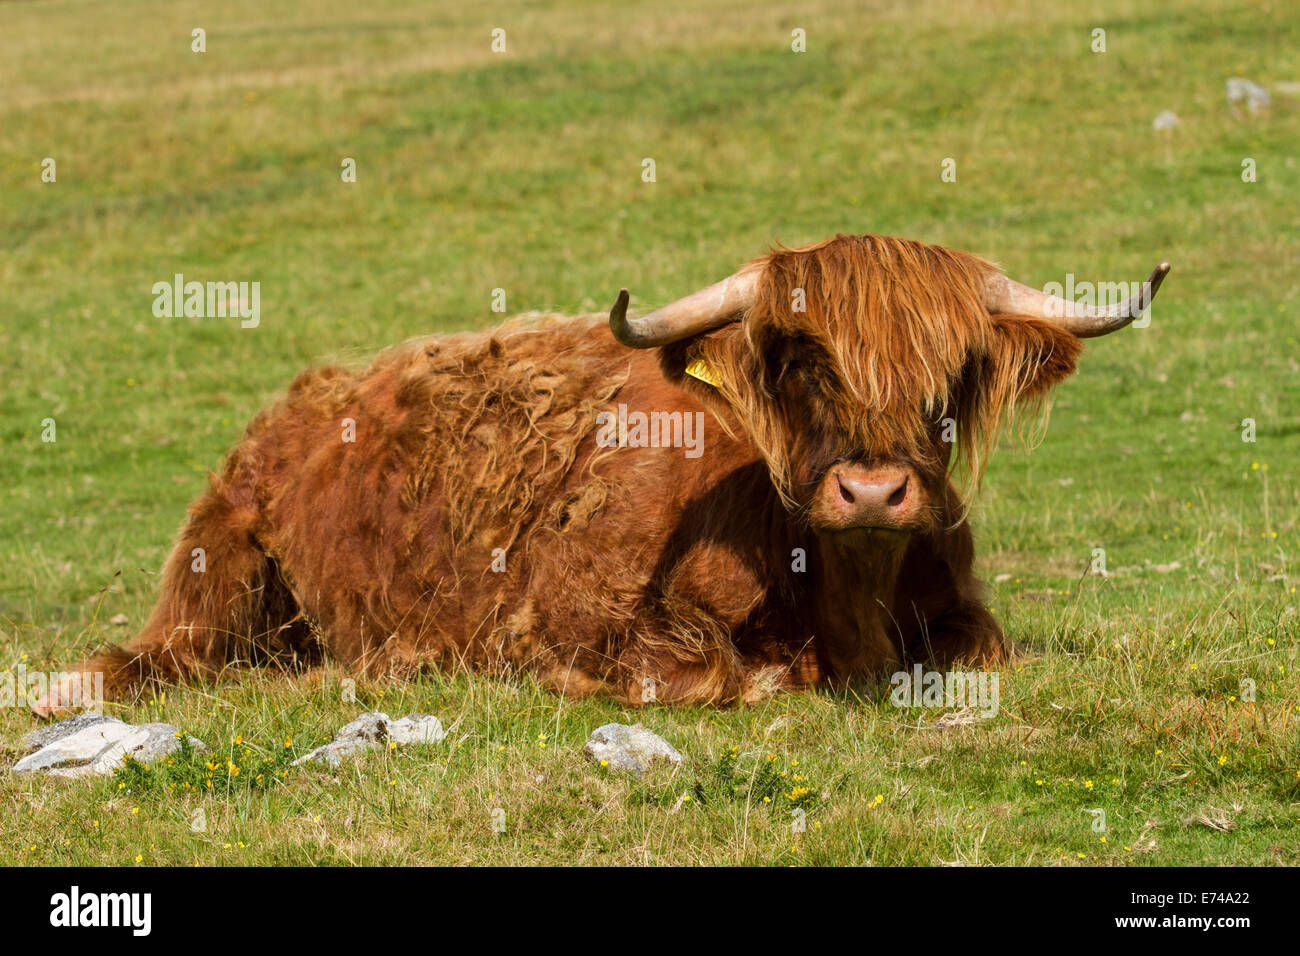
{"left": 810, "top": 462, "right": 926, "bottom": 533}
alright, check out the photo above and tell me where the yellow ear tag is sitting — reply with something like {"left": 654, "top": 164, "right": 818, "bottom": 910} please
{"left": 684, "top": 358, "right": 723, "bottom": 388}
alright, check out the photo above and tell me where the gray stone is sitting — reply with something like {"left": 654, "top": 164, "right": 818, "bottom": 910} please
{"left": 1226, "top": 77, "right": 1271, "bottom": 114}
{"left": 293, "top": 711, "right": 446, "bottom": 768}
{"left": 387, "top": 713, "right": 448, "bottom": 746}
{"left": 582, "top": 723, "right": 683, "bottom": 775}
{"left": 13, "top": 716, "right": 206, "bottom": 779}
{"left": 21, "top": 713, "right": 124, "bottom": 752}
{"left": 1152, "top": 109, "right": 1180, "bottom": 130}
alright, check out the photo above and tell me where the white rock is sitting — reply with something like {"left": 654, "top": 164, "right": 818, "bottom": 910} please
{"left": 1152, "top": 110, "right": 1181, "bottom": 130}
{"left": 292, "top": 712, "right": 446, "bottom": 769}
{"left": 21, "top": 713, "right": 122, "bottom": 751}
{"left": 583, "top": 723, "right": 683, "bottom": 775}
{"left": 388, "top": 714, "right": 448, "bottom": 745}
{"left": 13, "top": 715, "right": 206, "bottom": 779}
{"left": 1226, "top": 77, "right": 1271, "bottom": 114}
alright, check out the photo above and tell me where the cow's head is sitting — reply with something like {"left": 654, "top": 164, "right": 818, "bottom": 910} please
{"left": 611, "top": 234, "right": 1169, "bottom": 537}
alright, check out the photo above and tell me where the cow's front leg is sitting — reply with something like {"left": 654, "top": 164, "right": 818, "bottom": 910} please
{"left": 615, "top": 636, "right": 746, "bottom": 706}
{"left": 520, "top": 611, "right": 746, "bottom": 706}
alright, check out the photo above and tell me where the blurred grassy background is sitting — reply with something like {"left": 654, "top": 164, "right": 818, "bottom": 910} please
{"left": 0, "top": 0, "right": 1297, "bottom": 865}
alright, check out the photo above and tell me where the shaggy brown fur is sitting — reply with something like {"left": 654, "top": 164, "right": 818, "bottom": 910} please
{"left": 45, "top": 234, "right": 1085, "bottom": 711}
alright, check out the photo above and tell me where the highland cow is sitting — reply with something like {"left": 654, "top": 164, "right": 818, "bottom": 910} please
{"left": 33, "top": 234, "right": 1169, "bottom": 715}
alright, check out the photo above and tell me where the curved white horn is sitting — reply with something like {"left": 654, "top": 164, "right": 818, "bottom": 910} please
{"left": 985, "top": 262, "right": 1171, "bottom": 337}
{"left": 609, "top": 265, "right": 760, "bottom": 348}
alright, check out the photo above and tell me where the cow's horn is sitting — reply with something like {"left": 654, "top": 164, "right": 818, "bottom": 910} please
{"left": 984, "top": 262, "right": 1171, "bottom": 337}
{"left": 609, "top": 265, "right": 760, "bottom": 348}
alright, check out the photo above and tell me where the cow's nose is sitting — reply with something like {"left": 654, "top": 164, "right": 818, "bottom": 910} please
{"left": 829, "top": 464, "right": 914, "bottom": 529}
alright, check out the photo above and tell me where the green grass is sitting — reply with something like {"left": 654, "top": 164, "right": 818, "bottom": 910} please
{"left": 1, "top": 0, "right": 1297, "bottom": 866}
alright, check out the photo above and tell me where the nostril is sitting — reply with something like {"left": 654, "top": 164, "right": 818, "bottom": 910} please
{"left": 837, "top": 474, "right": 855, "bottom": 505}
{"left": 886, "top": 476, "right": 908, "bottom": 509}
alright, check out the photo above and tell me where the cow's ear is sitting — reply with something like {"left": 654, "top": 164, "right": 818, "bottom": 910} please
{"left": 985, "top": 314, "right": 1082, "bottom": 402}
{"left": 655, "top": 322, "right": 758, "bottom": 411}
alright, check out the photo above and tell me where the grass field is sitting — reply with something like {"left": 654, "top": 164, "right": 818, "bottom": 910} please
{"left": 1, "top": 0, "right": 1298, "bottom": 866}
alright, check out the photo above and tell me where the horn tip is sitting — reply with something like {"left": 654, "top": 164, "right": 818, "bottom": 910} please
{"left": 609, "top": 289, "right": 630, "bottom": 322}
{"left": 1147, "top": 262, "right": 1171, "bottom": 296}
{"left": 609, "top": 289, "right": 641, "bottom": 347}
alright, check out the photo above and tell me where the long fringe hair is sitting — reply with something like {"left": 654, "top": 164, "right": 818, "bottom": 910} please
{"left": 692, "top": 234, "right": 1073, "bottom": 507}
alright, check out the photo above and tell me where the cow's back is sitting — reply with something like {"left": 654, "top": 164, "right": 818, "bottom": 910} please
{"left": 234, "top": 314, "right": 765, "bottom": 680}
